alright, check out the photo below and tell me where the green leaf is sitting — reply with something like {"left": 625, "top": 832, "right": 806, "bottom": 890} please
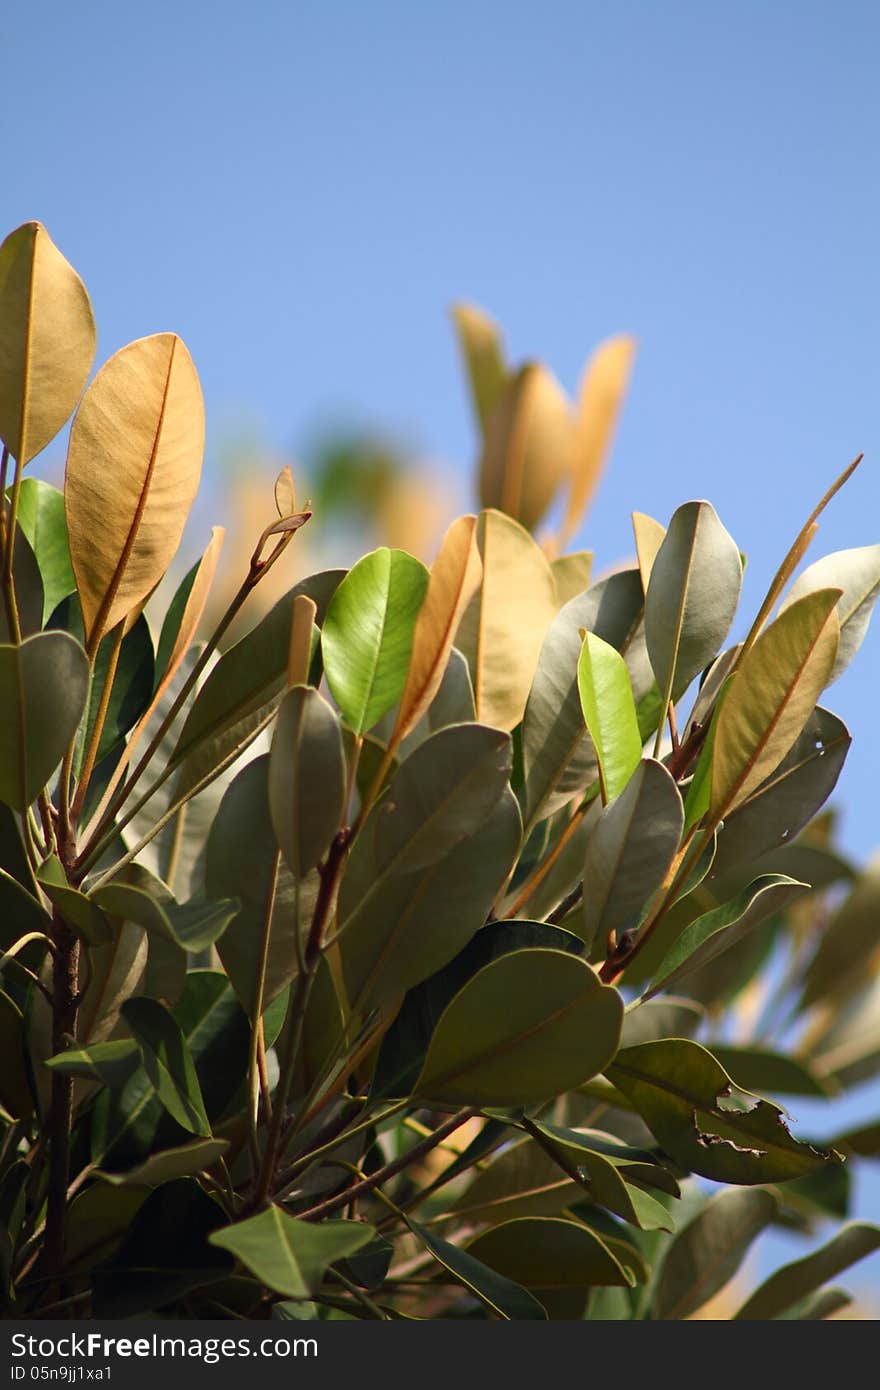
{"left": 37, "top": 854, "right": 112, "bottom": 944}
{"left": 644, "top": 500, "right": 742, "bottom": 707}
{"left": 168, "top": 569, "right": 342, "bottom": 776}
{"left": 0, "top": 503, "right": 43, "bottom": 640}
{"left": 452, "top": 1138, "right": 582, "bottom": 1225}
{"left": 321, "top": 547, "right": 429, "bottom": 734}
{"left": 775, "top": 1287, "right": 853, "bottom": 1320}
{"left": 207, "top": 756, "right": 313, "bottom": 1016}
{"left": 709, "top": 589, "right": 841, "bottom": 820}
{"left": 415, "top": 948, "right": 623, "bottom": 1106}
{"left": 209, "top": 1207, "right": 374, "bottom": 1297}
{"left": 710, "top": 1046, "right": 832, "bottom": 1098}
{"left": 45, "top": 1038, "right": 141, "bottom": 1088}
{"left": 374, "top": 723, "right": 511, "bottom": 875}
{"left": 427, "top": 646, "right": 475, "bottom": 730}
{"left": 582, "top": 758, "right": 683, "bottom": 951}
{"left": 408, "top": 1217, "right": 546, "bottom": 1320}
{"left": 269, "top": 685, "right": 346, "bottom": 877}
{"left": 529, "top": 1124, "right": 676, "bottom": 1231}
{"left": 0, "top": 632, "right": 89, "bottom": 808}
{"left": 15, "top": 477, "right": 75, "bottom": 620}
{"left": 607, "top": 1039, "right": 839, "bottom": 1184}
{"left": 92, "top": 881, "right": 238, "bottom": 954}
{"left": 577, "top": 632, "right": 641, "bottom": 803}
{"left": 121, "top": 996, "right": 211, "bottom": 1136}
{"left": 92, "top": 1178, "right": 232, "bottom": 1316}
{"left": 466, "top": 1216, "right": 634, "bottom": 1294}
{"left": 620, "top": 997, "right": 704, "bottom": 1047}
{"left": 734, "top": 1222, "right": 880, "bottom": 1320}
{"left": 523, "top": 569, "right": 646, "bottom": 826}
{"left": 643, "top": 874, "right": 807, "bottom": 1001}
{"left": 654, "top": 1188, "right": 777, "bottom": 1319}
{"left": 0, "top": 989, "right": 33, "bottom": 1118}
{"left": 709, "top": 706, "right": 850, "bottom": 878}
{"left": 0, "top": 1160, "right": 28, "bottom": 1297}
{"left": 801, "top": 852, "right": 880, "bottom": 1008}
{"left": 341, "top": 785, "right": 522, "bottom": 1016}
{"left": 95, "top": 1137, "right": 230, "bottom": 1187}
{"left": 781, "top": 543, "right": 880, "bottom": 684}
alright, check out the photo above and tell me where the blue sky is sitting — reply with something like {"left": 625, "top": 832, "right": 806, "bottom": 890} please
{"left": 6, "top": 1, "right": 880, "bottom": 1295}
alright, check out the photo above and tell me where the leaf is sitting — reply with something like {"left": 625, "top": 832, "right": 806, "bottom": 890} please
{"left": 415, "top": 948, "right": 623, "bottom": 1106}
{"left": 370, "top": 917, "right": 580, "bottom": 1100}
{"left": 0, "top": 989, "right": 33, "bottom": 1118}
{"left": 450, "top": 302, "right": 508, "bottom": 435}
{"left": 523, "top": 568, "right": 646, "bottom": 825}
{"left": 0, "top": 221, "right": 96, "bottom": 465}
{"left": 92, "top": 881, "right": 238, "bottom": 953}
{"left": 607, "top": 1039, "right": 839, "bottom": 1184}
{"left": 644, "top": 500, "right": 742, "bottom": 712}
{"left": 209, "top": 1207, "right": 374, "bottom": 1297}
{"left": 391, "top": 515, "right": 481, "bottom": 744}
{"left": 408, "top": 1217, "right": 546, "bottom": 1320}
{"left": 466, "top": 1216, "right": 633, "bottom": 1294}
{"left": 427, "top": 646, "right": 475, "bottom": 730}
{"left": 632, "top": 511, "right": 666, "bottom": 594}
{"left": 735, "top": 1223, "right": 880, "bottom": 1320}
{"left": 560, "top": 335, "right": 635, "bottom": 547}
{"left": 456, "top": 509, "right": 558, "bottom": 731}
{"left": 654, "top": 1188, "right": 777, "bottom": 1319}
{"left": 121, "top": 996, "right": 211, "bottom": 1136}
{"left": 452, "top": 1138, "right": 582, "bottom": 1225}
{"left": 207, "top": 756, "right": 312, "bottom": 1016}
{"left": 269, "top": 685, "right": 346, "bottom": 876}
{"left": 65, "top": 333, "right": 205, "bottom": 646}
{"left": 643, "top": 874, "right": 807, "bottom": 1001}
{"left": 709, "top": 589, "right": 841, "bottom": 819}
{"left": 781, "top": 543, "right": 880, "bottom": 683}
{"left": 709, "top": 706, "right": 850, "bottom": 878}
{"left": 479, "top": 364, "right": 574, "bottom": 530}
{"left": 92, "top": 1178, "right": 232, "bottom": 1316}
{"left": 577, "top": 632, "right": 641, "bottom": 803}
{"left": 274, "top": 464, "right": 297, "bottom": 518}
{"left": 0, "top": 504, "right": 43, "bottom": 640}
{"left": 0, "top": 632, "right": 89, "bottom": 808}
{"left": 528, "top": 1124, "right": 676, "bottom": 1231}
{"left": 801, "top": 852, "right": 880, "bottom": 1008}
{"left": 710, "top": 1046, "right": 832, "bottom": 1098}
{"left": 582, "top": 759, "right": 683, "bottom": 951}
{"left": 373, "top": 723, "right": 511, "bottom": 874}
{"left": 15, "top": 478, "right": 76, "bottom": 619}
{"left": 78, "top": 922, "right": 148, "bottom": 1045}
{"left": 37, "top": 855, "right": 112, "bottom": 945}
{"left": 154, "top": 528, "right": 225, "bottom": 695}
{"left": 620, "top": 997, "right": 704, "bottom": 1047}
{"left": 548, "top": 555, "right": 591, "bottom": 609}
{"left": 321, "top": 547, "right": 429, "bottom": 735}
{"left": 45, "top": 1038, "right": 141, "bottom": 1088}
{"left": 95, "top": 1137, "right": 230, "bottom": 1188}
{"left": 339, "top": 785, "right": 522, "bottom": 1016}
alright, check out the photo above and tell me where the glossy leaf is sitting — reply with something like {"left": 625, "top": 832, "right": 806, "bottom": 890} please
{"left": 209, "top": 1207, "right": 373, "bottom": 1297}
{"left": 582, "top": 759, "right": 683, "bottom": 951}
{"left": 409, "top": 1217, "right": 546, "bottom": 1320}
{"left": 450, "top": 301, "right": 508, "bottom": 435}
{"left": 479, "top": 363, "right": 574, "bottom": 530}
{"left": 121, "top": 996, "right": 211, "bottom": 1136}
{"left": 529, "top": 1124, "right": 676, "bottom": 1231}
{"left": 466, "top": 1216, "right": 633, "bottom": 1293}
{"left": 322, "top": 547, "right": 429, "bottom": 734}
{"left": 391, "top": 515, "right": 481, "bottom": 744}
{"left": 269, "top": 685, "right": 346, "bottom": 876}
{"left": 0, "top": 504, "right": 43, "bottom": 640}
{"left": 15, "top": 477, "right": 75, "bottom": 619}
{"left": 560, "top": 335, "right": 635, "bottom": 547}
{"left": 37, "top": 855, "right": 111, "bottom": 945}
{"left": 95, "top": 1137, "right": 230, "bottom": 1188}
{"left": 643, "top": 874, "right": 807, "bottom": 1001}
{"left": 709, "top": 589, "right": 841, "bottom": 819}
{"left": 523, "top": 568, "right": 645, "bottom": 825}
{"left": 340, "top": 785, "right": 522, "bottom": 1014}
{"left": 92, "top": 881, "right": 238, "bottom": 954}
{"left": 374, "top": 723, "right": 511, "bottom": 874}
{"left": 735, "top": 1223, "right": 880, "bottom": 1320}
{"left": 65, "top": 333, "right": 204, "bottom": 646}
{"left": 781, "top": 543, "right": 880, "bottom": 683}
{"left": 45, "top": 1038, "right": 141, "bottom": 1088}
{"left": 427, "top": 646, "right": 475, "bottom": 730}
{"left": 456, "top": 509, "right": 558, "bottom": 731}
{"left": 415, "top": 948, "right": 623, "bottom": 1106}
{"left": 608, "top": 1039, "right": 839, "bottom": 1183}
{"left": 0, "top": 221, "right": 96, "bottom": 465}
{"left": 710, "top": 1046, "right": 832, "bottom": 1098}
{"left": 0, "top": 632, "right": 89, "bottom": 809}
{"left": 644, "top": 500, "right": 742, "bottom": 709}
{"left": 654, "top": 1188, "right": 777, "bottom": 1319}
{"left": 577, "top": 632, "right": 641, "bottom": 803}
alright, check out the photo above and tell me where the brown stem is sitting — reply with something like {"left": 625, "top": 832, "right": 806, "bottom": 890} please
{"left": 297, "top": 1109, "right": 476, "bottom": 1222}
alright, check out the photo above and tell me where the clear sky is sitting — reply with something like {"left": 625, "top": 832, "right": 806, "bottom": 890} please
{"left": 6, "top": 0, "right": 880, "bottom": 1292}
